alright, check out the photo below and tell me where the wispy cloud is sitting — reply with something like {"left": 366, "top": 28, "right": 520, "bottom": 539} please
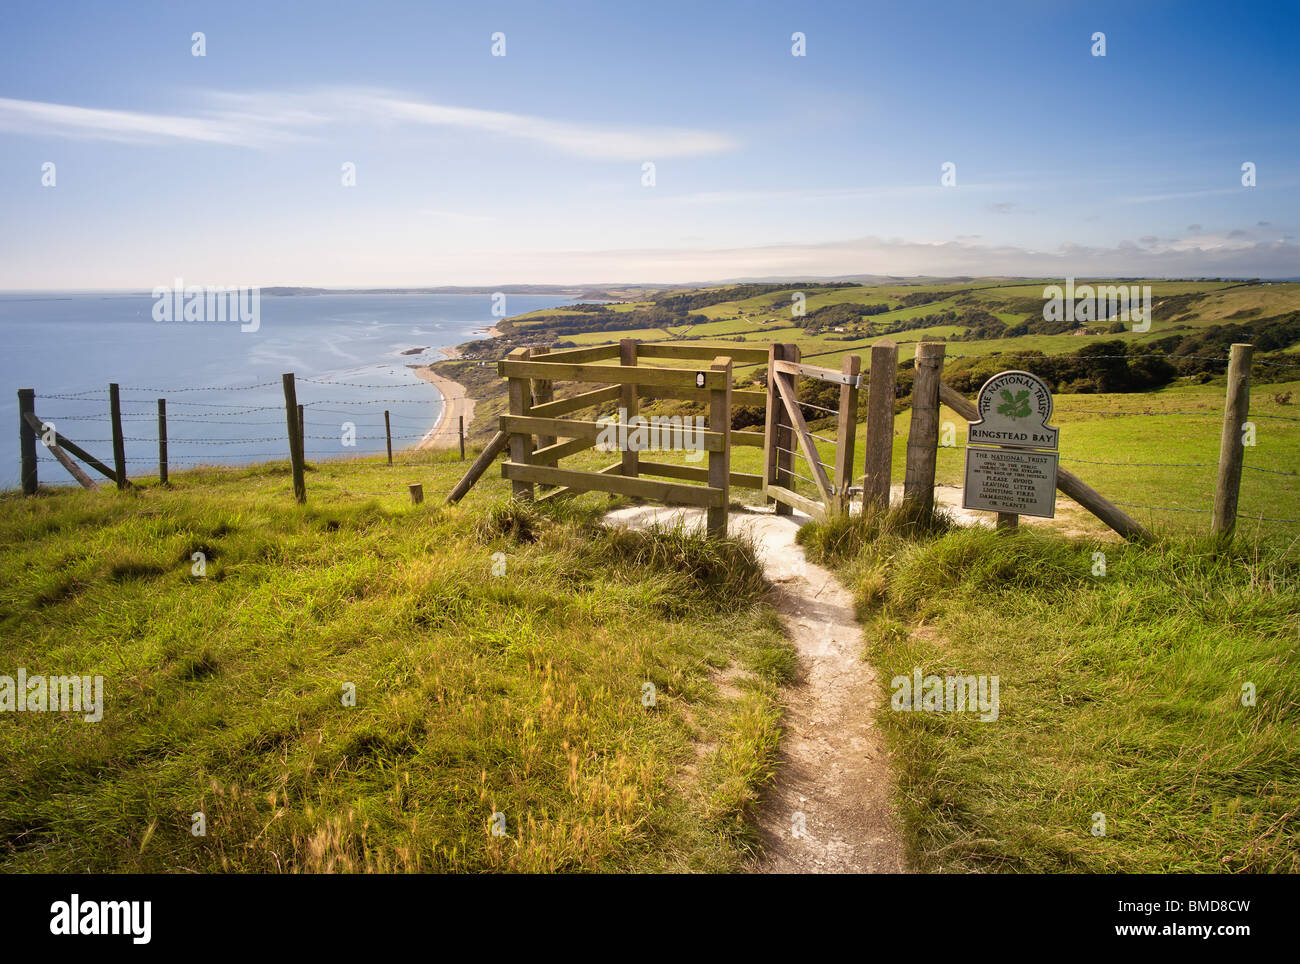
{"left": 425, "top": 234, "right": 1300, "bottom": 284}
{"left": 0, "top": 96, "right": 315, "bottom": 146}
{"left": 657, "top": 181, "right": 1021, "bottom": 206}
{"left": 0, "top": 88, "right": 738, "bottom": 159}
{"left": 339, "top": 90, "right": 735, "bottom": 159}
{"left": 1118, "top": 186, "right": 1245, "bottom": 204}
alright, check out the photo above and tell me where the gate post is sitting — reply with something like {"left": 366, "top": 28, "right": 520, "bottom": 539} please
{"left": 903, "top": 341, "right": 946, "bottom": 517}
{"left": 506, "top": 347, "right": 534, "bottom": 502}
{"left": 762, "top": 344, "right": 783, "bottom": 512}
{"left": 619, "top": 339, "right": 639, "bottom": 480}
{"left": 863, "top": 339, "right": 898, "bottom": 514}
{"left": 763, "top": 343, "right": 799, "bottom": 515}
{"left": 833, "top": 354, "right": 861, "bottom": 515}
{"left": 707, "top": 355, "right": 732, "bottom": 538}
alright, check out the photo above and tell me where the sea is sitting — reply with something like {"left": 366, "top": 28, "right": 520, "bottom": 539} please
{"left": 0, "top": 291, "right": 573, "bottom": 489}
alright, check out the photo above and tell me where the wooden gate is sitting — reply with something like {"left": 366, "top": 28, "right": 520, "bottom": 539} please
{"left": 481, "top": 339, "right": 771, "bottom": 537}
{"left": 763, "top": 344, "right": 861, "bottom": 522}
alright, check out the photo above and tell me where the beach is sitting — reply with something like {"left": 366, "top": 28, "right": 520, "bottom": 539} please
{"left": 411, "top": 366, "right": 475, "bottom": 450}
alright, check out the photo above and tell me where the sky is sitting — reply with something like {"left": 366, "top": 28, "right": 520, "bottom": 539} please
{"left": 0, "top": 0, "right": 1297, "bottom": 289}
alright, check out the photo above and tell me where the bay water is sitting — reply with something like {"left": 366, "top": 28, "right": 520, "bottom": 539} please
{"left": 0, "top": 292, "right": 570, "bottom": 489}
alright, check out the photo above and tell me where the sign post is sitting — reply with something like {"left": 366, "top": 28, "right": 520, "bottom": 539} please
{"left": 962, "top": 371, "right": 1059, "bottom": 527}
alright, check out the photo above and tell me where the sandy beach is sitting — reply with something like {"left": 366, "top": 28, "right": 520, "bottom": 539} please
{"left": 411, "top": 366, "right": 475, "bottom": 450}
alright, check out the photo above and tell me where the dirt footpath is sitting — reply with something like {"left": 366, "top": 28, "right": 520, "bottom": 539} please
{"left": 604, "top": 504, "right": 906, "bottom": 874}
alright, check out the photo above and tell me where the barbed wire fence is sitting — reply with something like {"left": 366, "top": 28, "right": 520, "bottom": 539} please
{"left": 19, "top": 371, "right": 472, "bottom": 502}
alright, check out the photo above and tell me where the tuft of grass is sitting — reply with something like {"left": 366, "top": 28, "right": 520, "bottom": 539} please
{"left": 473, "top": 498, "right": 542, "bottom": 544}
{"left": 797, "top": 501, "right": 955, "bottom": 567}
{"left": 599, "top": 519, "right": 768, "bottom": 603}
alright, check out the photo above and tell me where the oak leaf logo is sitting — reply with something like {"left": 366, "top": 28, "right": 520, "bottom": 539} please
{"left": 997, "top": 388, "right": 1032, "bottom": 419}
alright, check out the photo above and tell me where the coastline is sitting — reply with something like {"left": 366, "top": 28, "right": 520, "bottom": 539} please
{"left": 410, "top": 365, "right": 475, "bottom": 450}
{"left": 438, "top": 327, "right": 501, "bottom": 359}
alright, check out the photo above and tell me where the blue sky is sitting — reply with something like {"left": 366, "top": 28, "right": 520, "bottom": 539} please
{"left": 0, "top": 0, "right": 1296, "bottom": 288}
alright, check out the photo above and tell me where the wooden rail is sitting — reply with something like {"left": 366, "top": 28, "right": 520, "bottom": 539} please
{"left": 503, "top": 461, "right": 725, "bottom": 507}
{"left": 498, "top": 358, "right": 731, "bottom": 391}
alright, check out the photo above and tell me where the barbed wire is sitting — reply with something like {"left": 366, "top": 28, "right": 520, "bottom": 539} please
{"left": 1242, "top": 464, "right": 1300, "bottom": 477}
{"left": 1113, "top": 500, "right": 1209, "bottom": 514}
{"left": 1111, "top": 502, "right": 1300, "bottom": 524}
{"left": 297, "top": 377, "right": 434, "bottom": 389}
{"left": 1049, "top": 408, "right": 1300, "bottom": 422}
{"left": 1062, "top": 457, "right": 1216, "bottom": 468}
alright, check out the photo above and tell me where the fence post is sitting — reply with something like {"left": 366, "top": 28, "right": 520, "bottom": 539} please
{"left": 157, "top": 398, "right": 168, "bottom": 486}
{"left": 297, "top": 404, "right": 305, "bottom": 454}
{"left": 108, "top": 382, "right": 127, "bottom": 490}
{"left": 409, "top": 482, "right": 424, "bottom": 505}
{"left": 707, "top": 356, "right": 732, "bottom": 538}
{"left": 833, "top": 354, "right": 861, "bottom": 515}
{"left": 18, "top": 388, "right": 36, "bottom": 495}
{"left": 1212, "top": 342, "right": 1254, "bottom": 538}
{"left": 620, "top": 339, "right": 639, "bottom": 480}
{"left": 762, "top": 344, "right": 786, "bottom": 513}
{"left": 282, "top": 372, "right": 306, "bottom": 504}
{"left": 903, "top": 341, "right": 946, "bottom": 517}
{"left": 863, "top": 339, "right": 898, "bottom": 514}
{"left": 506, "top": 347, "right": 534, "bottom": 502}
{"left": 384, "top": 409, "right": 393, "bottom": 465}
{"left": 458, "top": 415, "right": 465, "bottom": 461}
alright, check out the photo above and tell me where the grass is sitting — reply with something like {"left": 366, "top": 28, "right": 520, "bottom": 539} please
{"left": 798, "top": 507, "right": 1300, "bottom": 873}
{"left": 0, "top": 449, "right": 796, "bottom": 872}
